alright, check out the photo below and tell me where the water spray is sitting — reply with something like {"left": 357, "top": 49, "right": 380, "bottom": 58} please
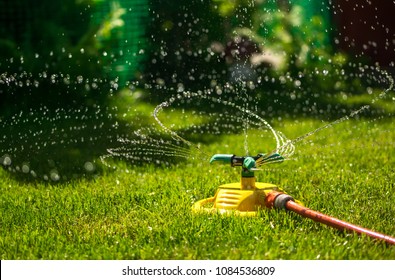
{"left": 193, "top": 152, "right": 395, "bottom": 246}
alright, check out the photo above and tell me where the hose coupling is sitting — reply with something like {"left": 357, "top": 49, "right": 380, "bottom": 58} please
{"left": 274, "top": 193, "right": 295, "bottom": 210}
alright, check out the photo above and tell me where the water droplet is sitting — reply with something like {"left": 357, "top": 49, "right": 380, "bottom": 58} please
{"left": 2, "top": 155, "right": 12, "bottom": 166}
{"left": 84, "top": 162, "right": 95, "bottom": 172}
{"left": 50, "top": 170, "right": 60, "bottom": 181}
{"left": 22, "top": 164, "right": 30, "bottom": 173}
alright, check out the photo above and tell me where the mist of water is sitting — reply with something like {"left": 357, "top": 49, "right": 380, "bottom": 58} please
{"left": 1, "top": 0, "right": 394, "bottom": 180}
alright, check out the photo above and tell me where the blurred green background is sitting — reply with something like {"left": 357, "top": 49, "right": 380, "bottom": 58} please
{"left": 1, "top": 0, "right": 392, "bottom": 116}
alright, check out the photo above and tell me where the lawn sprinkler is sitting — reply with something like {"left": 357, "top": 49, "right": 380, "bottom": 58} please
{"left": 193, "top": 153, "right": 395, "bottom": 245}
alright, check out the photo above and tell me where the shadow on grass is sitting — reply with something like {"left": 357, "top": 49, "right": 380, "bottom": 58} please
{"left": 0, "top": 104, "right": 153, "bottom": 183}
{"left": 0, "top": 100, "right": 214, "bottom": 184}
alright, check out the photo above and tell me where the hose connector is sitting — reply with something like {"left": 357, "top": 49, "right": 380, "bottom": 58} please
{"left": 264, "top": 191, "right": 294, "bottom": 210}
{"left": 274, "top": 193, "right": 295, "bottom": 210}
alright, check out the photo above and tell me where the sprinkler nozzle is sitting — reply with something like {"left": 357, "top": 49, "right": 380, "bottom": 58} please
{"left": 210, "top": 154, "right": 262, "bottom": 178}
{"left": 209, "top": 154, "right": 234, "bottom": 165}
{"left": 210, "top": 153, "right": 285, "bottom": 178}
{"left": 256, "top": 153, "right": 284, "bottom": 165}
{"left": 210, "top": 154, "right": 264, "bottom": 167}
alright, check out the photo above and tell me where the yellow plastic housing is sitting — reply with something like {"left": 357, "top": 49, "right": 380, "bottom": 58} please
{"left": 192, "top": 177, "right": 280, "bottom": 216}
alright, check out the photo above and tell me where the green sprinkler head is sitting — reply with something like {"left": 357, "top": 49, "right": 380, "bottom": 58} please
{"left": 210, "top": 154, "right": 263, "bottom": 178}
{"left": 210, "top": 152, "right": 285, "bottom": 174}
{"left": 210, "top": 154, "right": 262, "bottom": 167}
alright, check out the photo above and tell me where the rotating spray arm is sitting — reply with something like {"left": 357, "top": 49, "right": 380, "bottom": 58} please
{"left": 210, "top": 154, "right": 259, "bottom": 177}
{"left": 209, "top": 154, "right": 259, "bottom": 168}
{"left": 210, "top": 153, "right": 285, "bottom": 172}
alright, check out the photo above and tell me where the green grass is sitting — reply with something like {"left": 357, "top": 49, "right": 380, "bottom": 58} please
{"left": 1, "top": 96, "right": 395, "bottom": 260}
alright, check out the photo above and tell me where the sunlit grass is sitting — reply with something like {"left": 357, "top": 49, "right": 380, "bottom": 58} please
{"left": 1, "top": 110, "right": 394, "bottom": 259}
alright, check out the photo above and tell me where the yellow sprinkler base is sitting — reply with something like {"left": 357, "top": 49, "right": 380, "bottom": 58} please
{"left": 192, "top": 177, "right": 282, "bottom": 217}
{"left": 194, "top": 154, "right": 303, "bottom": 216}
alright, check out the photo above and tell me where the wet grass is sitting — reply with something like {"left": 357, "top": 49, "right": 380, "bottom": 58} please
{"left": 1, "top": 111, "right": 395, "bottom": 259}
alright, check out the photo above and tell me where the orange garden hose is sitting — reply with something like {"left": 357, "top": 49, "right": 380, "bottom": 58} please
{"left": 265, "top": 191, "right": 395, "bottom": 246}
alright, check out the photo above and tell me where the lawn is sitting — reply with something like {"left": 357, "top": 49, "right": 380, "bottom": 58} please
{"left": 1, "top": 92, "right": 395, "bottom": 260}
